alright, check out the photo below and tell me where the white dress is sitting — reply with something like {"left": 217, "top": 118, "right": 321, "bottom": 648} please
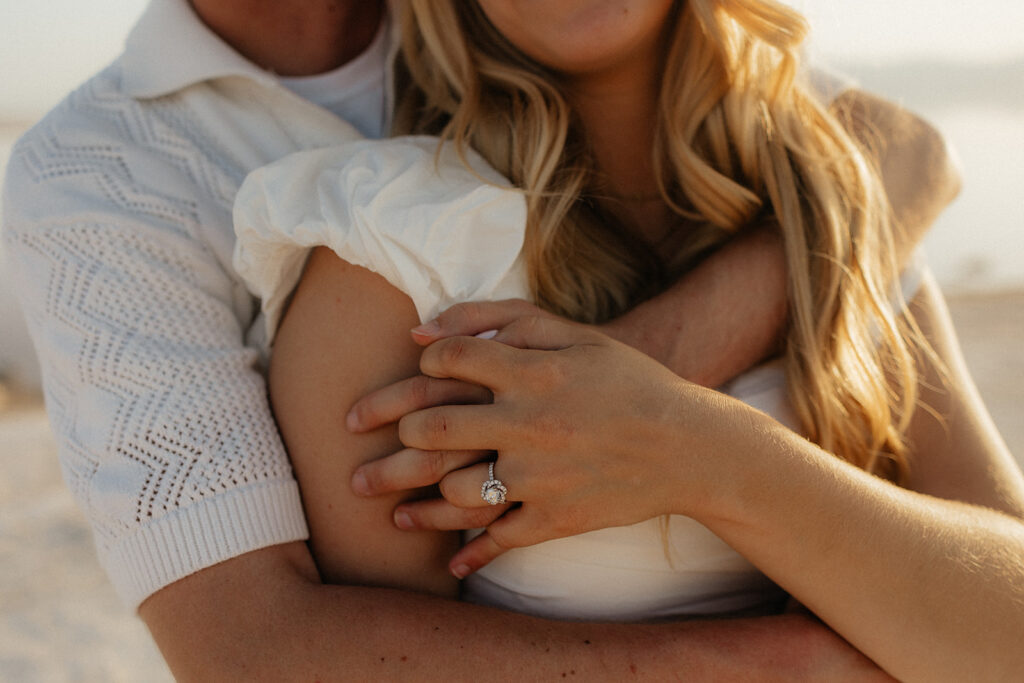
{"left": 232, "top": 102, "right": 922, "bottom": 623}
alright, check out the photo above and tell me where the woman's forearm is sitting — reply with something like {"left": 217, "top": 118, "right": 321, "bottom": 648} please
{"left": 701, "top": 415, "right": 1024, "bottom": 683}
{"left": 687, "top": 278, "right": 1024, "bottom": 682}
{"left": 396, "top": 293, "right": 1024, "bottom": 681}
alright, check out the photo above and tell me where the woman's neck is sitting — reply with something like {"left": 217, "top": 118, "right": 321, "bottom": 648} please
{"left": 190, "top": 0, "right": 384, "bottom": 76}
{"left": 569, "top": 79, "right": 676, "bottom": 245}
{"left": 563, "top": 38, "right": 674, "bottom": 245}
{"left": 572, "top": 78, "right": 658, "bottom": 191}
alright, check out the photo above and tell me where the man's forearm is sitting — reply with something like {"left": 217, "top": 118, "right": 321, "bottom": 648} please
{"left": 604, "top": 92, "right": 960, "bottom": 389}
{"left": 141, "top": 542, "right": 886, "bottom": 681}
{"left": 605, "top": 223, "right": 787, "bottom": 388}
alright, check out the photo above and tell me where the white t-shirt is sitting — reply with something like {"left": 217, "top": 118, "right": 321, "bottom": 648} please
{"left": 278, "top": 14, "right": 391, "bottom": 138}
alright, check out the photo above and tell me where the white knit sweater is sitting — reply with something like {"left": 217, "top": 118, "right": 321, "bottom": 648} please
{"left": 1, "top": 0, "right": 393, "bottom": 609}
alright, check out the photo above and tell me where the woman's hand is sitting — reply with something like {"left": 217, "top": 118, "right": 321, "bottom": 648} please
{"left": 346, "top": 300, "right": 565, "bottom": 440}
{"left": 360, "top": 316, "right": 745, "bottom": 577}
{"left": 347, "top": 300, "right": 596, "bottom": 533}
{"left": 345, "top": 301, "right": 545, "bottom": 532}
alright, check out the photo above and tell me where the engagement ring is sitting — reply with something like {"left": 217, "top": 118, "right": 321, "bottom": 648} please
{"left": 481, "top": 462, "right": 507, "bottom": 505}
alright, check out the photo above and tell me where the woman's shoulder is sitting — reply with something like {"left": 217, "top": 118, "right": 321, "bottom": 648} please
{"left": 233, "top": 137, "right": 529, "bottom": 335}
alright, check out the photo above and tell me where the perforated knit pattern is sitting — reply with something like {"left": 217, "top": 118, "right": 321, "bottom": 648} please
{"left": 2, "top": 66, "right": 312, "bottom": 608}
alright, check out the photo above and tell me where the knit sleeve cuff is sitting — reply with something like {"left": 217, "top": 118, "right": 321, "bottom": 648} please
{"left": 101, "top": 479, "right": 309, "bottom": 610}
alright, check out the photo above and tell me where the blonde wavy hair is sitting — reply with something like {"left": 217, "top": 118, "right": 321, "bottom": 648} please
{"left": 395, "top": 0, "right": 921, "bottom": 480}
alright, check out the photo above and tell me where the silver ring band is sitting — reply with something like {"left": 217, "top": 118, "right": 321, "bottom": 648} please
{"left": 480, "top": 462, "right": 507, "bottom": 505}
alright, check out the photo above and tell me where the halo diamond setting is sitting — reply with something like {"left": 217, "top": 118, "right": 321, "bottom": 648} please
{"left": 481, "top": 462, "right": 508, "bottom": 505}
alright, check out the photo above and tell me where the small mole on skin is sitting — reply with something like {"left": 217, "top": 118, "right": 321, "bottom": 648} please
{"left": 380, "top": 657, "right": 385, "bottom": 663}
{"left": 583, "top": 640, "right": 591, "bottom": 645}
{"left": 629, "top": 663, "right": 638, "bottom": 674}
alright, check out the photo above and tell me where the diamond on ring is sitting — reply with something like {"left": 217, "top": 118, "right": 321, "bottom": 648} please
{"left": 481, "top": 462, "right": 507, "bottom": 505}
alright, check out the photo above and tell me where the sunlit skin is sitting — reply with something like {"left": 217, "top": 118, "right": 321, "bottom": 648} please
{"left": 341, "top": 2, "right": 1022, "bottom": 680}
{"left": 478, "top": 0, "right": 679, "bottom": 242}
{"left": 477, "top": 0, "right": 676, "bottom": 79}
{"left": 327, "top": 4, "right": 1024, "bottom": 679}
{"left": 191, "top": 0, "right": 383, "bottom": 75}
{"left": 138, "top": 1, "right": 963, "bottom": 680}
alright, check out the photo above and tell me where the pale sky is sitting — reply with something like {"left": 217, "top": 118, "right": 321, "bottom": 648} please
{"left": 1, "top": 0, "right": 1022, "bottom": 120}
{"left": 0, "top": 0, "right": 147, "bottom": 120}
{"left": 794, "top": 0, "right": 1024, "bottom": 65}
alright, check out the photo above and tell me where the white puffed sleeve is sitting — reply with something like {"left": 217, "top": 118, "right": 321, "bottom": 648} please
{"left": 233, "top": 136, "right": 529, "bottom": 342}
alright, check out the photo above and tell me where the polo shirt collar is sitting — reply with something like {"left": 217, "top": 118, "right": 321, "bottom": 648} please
{"left": 121, "top": 0, "right": 280, "bottom": 99}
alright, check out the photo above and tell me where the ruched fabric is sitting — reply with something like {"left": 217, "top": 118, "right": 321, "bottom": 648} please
{"left": 234, "top": 138, "right": 528, "bottom": 338}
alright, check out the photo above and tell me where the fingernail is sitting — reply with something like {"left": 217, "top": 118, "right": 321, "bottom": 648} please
{"left": 451, "top": 563, "right": 472, "bottom": 579}
{"left": 345, "top": 410, "right": 362, "bottom": 432}
{"left": 411, "top": 320, "right": 441, "bottom": 338}
{"left": 351, "top": 471, "right": 370, "bottom": 496}
{"left": 475, "top": 329, "right": 498, "bottom": 340}
{"left": 394, "top": 510, "right": 415, "bottom": 530}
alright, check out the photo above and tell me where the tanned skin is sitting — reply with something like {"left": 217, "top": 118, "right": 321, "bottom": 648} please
{"left": 140, "top": 2, "right": 956, "bottom": 680}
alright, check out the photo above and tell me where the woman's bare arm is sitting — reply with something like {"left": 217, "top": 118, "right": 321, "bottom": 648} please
{"left": 699, "top": 276, "right": 1024, "bottom": 681}
{"left": 392, "top": 277, "right": 1024, "bottom": 681}
{"left": 268, "top": 246, "right": 459, "bottom": 595}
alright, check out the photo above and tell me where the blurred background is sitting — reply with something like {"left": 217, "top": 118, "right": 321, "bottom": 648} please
{"left": 1, "top": 1, "right": 1022, "bottom": 680}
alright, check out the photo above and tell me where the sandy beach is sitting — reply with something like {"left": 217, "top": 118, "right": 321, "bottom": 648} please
{"left": 0, "top": 291, "right": 1021, "bottom": 681}
{"left": 0, "top": 393, "right": 172, "bottom": 681}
